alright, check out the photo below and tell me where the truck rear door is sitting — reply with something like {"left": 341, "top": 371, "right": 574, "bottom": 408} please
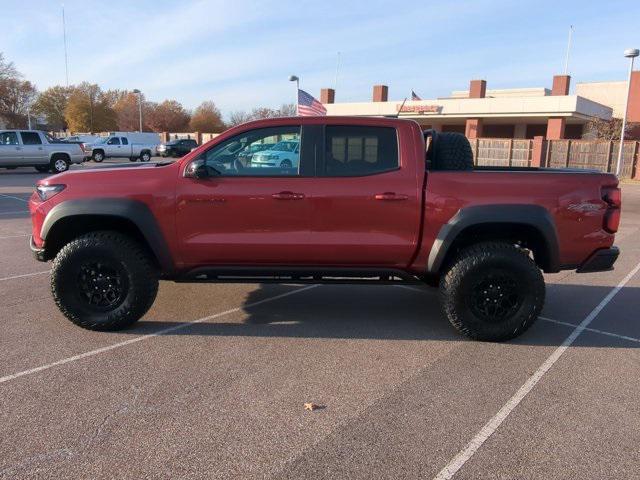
{"left": 0, "top": 131, "right": 22, "bottom": 166}
{"left": 307, "top": 123, "right": 422, "bottom": 267}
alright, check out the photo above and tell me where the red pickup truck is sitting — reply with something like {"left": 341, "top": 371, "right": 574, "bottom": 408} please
{"left": 29, "top": 117, "right": 621, "bottom": 341}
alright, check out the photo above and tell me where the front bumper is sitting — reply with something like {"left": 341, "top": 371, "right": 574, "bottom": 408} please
{"left": 577, "top": 247, "right": 619, "bottom": 273}
{"left": 30, "top": 236, "right": 47, "bottom": 262}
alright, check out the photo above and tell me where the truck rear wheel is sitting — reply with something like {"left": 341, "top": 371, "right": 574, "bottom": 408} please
{"left": 50, "top": 154, "right": 70, "bottom": 173}
{"left": 140, "top": 151, "right": 151, "bottom": 162}
{"left": 51, "top": 231, "right": 159, "bottom": 331}
{"left": 439, "top": 242, "right": 544, "bottom": 341}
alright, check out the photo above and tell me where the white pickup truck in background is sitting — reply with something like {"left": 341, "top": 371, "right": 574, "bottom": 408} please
{"left": 0, "top": 129, "right": 85, "bottom": 173}
{"left": 85, "top": 132, "right": 161, "bottom": 163}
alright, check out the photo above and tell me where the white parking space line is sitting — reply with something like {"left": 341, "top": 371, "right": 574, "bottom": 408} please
{"left": 433, "top": 260, "right": 640, "bottom": 480}
{"left": 0, "top": 285, "right": 319, "bottom": 385}
{"left": 0, "top": 270, "right": 50, "bottom": 282}
{"left": 540, "top": 316, "right": 640, "bottom": 345}
{"left": 0, "top": 234, "right": 30, "bottom": 240}
{"left": 0, "top": 194, "right": 29, "bottom": 203}
{"left": 0, "top": 210, "right": 29, "bottom": 216}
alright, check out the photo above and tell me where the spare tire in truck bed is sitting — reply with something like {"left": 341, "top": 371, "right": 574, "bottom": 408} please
{"left": 428, "top": 132, "right": 474, "bottom": 171}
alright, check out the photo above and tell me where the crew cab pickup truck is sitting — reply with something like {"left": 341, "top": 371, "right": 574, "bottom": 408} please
{"left": 1, "top": 130, "right": 85, "bottom": 173}
{"left": 85, "top": 132, "right": 160, "bottom": 163}
{"left": 28, "top": 117, "right": 621, "bottom": 341}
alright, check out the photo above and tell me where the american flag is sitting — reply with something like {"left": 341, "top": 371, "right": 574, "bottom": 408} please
{"left": 297, "top": 89, "right": 327, "bottom": 116}
{"left": 411, "top": 90, "right": 422, "bottom": 101}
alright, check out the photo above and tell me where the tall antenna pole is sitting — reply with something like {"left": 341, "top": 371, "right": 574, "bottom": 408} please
{"left": 563, "top": 25, "right": 574, "bottom": 75}
{"left": 334, "top": 51, "right": 341, "bottom": 92}
{"left": 62, "top": 4, "right": 69, "bottom": 86}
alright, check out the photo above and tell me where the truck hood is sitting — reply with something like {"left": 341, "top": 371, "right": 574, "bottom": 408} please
{"left": 37, "top": 161, "right": 176, "bottom": 186}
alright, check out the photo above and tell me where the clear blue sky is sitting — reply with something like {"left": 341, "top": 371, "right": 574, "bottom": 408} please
{"left": 2, "top": 0, "right": 639, "bottom": 119}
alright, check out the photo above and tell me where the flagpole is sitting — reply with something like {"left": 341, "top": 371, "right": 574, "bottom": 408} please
{"left": 564, "top": 25, "right": 574, "bottom": 75}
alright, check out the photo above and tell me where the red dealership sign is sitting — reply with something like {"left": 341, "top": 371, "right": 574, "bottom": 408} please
{"left": 397, "top": 103, "right": 441, "bottom": 114}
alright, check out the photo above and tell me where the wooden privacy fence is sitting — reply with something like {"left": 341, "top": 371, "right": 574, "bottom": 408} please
{"left": 470, "top": 138, "right": 533, "bottom": 167}
{"left": 470, "top": 137, "right": 640, "bottom": 178}
{"left": 545, "top": 139, "right": 639, "bottom": 178}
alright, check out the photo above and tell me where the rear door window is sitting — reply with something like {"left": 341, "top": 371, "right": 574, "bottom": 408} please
{"left": 121, "top": 137, "right": 128, "bottom": 145}
{"left": 321, "top": 126, "right": 398, "bottom": 176}
{"left": 0, "top": 132, "right": 19, "bottom": 145}
{"left": 20, "top": 132, "right": 42, "bottom": 145}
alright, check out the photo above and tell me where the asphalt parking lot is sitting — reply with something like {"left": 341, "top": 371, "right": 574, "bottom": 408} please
{"left": 1, "top": 162, "right": 639, "bottom": 479}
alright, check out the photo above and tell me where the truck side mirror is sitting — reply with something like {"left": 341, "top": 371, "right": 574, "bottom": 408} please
{"left": 184, "top": 159, "right": 220, "bottom": 179}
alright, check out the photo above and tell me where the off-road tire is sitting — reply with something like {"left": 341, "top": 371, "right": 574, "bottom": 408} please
{"left": 50, "top": 154, "right": 70, "bottom": 173}
{"left": 51, "top": 231, "right": 159, "bottom": 331}
{"left": 430, "top": 132, "right": 474, "bottom": 170}
{"left": 93, "top": 150, "right": 105, "bottom": 162}
{"left": 440, "top": 242, "right": 544, "bottom": 341}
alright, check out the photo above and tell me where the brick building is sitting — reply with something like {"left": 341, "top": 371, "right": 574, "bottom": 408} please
{"left": 320, "top": 73, "right": 640, "bottom": 140}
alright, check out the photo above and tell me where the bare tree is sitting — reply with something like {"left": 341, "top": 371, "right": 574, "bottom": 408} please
{"left": 582, "top": 117, "right": 632, "bottom": 141}
{"left": 227, "top": 110, "right": 252, "bottom": 127}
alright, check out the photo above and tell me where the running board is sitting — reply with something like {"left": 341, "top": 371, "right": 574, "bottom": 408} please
{"left": 175, "top": 266, "right": 422, "bottom": 285}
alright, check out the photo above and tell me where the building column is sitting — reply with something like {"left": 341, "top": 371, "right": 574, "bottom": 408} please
{"left": 546, "top": 118, "right": 566, "bottom": 140}
{"left": 465, "top": 79, "right": 486, "bottom": 138}
{"left": 373, "top": 85, "right": 388, "bottom": 102}
{"left": 531, "top": 136, "right": 545, "bottom": 167}
{"left": 320, "top": 88, "right": 335, "bottom": 104}
{"left": 546, "top": 74, "right": 571, "bottom": 139}
{"left": 465, "top": 118, "right": 483, "bottom": 138}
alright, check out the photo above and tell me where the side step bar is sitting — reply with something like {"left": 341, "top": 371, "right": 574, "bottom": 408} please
{"left": 175, "top": 266, "right": 423, "bottom": 285}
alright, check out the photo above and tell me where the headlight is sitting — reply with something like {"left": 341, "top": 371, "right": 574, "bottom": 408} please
{"left": 36, "top": 184, "right": 66, "bottom": 201}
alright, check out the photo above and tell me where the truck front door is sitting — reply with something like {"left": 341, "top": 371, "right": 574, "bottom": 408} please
{"left": 307, "top": 124, "right": 421, "bottom": 267}
{"left": 19, "top": 131, "right": 47, "bottom": 164}
{"left": 104, "top": 137, "right": 122, "bottom": 157}
{"left": 176, "top": 124, "right": 316, "bottom": 266}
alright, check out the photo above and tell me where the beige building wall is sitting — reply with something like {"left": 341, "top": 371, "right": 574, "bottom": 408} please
{"left": 576, "top": 81, "right": 628, "bottom": 118}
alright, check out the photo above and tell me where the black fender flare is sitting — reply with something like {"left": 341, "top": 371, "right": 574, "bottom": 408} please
{"left": 427, "top": 204, "right": 560, "bottom": 274}
{"left": 41, "top": 198, "right": 174, "bottom": 273}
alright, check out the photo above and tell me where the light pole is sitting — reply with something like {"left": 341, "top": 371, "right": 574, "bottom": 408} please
{"left": 132, "top": 89, "right": 143, "bottom": 132}
{"left": 289, "top": 75, "right": 299, "bottom": 115}
{"left": 615, "top": 48, "right": 639, "bottom": 177}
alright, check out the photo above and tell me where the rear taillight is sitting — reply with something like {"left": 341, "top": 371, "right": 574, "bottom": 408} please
{"left": 602, "top": 186, "right": 621, "bottom": 233}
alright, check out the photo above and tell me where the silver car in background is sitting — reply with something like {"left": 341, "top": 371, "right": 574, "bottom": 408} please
{"left": 0, "top": 130, "right": 85, "bottom": 173}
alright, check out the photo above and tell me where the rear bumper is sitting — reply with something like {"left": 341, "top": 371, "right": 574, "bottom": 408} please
{"left": 30, "top": 236, "right": 47, "bottom": 262}
{"left": 577, "top": 247, "right": 619, "bottom": 273}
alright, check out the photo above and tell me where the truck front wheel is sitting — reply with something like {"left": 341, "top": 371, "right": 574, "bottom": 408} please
{"left": 440, "top": 242, "right": 544, "bottom": 341}
{"left": 51, "top": 231, "right": 159, "bottom": 331}
{"left": 93, "top": 151, "right": 104, "bottom": 162}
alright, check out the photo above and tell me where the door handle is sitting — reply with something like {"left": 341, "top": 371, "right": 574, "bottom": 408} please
{"left": 374, "top": 192, "right": 409, "bottom": 201}
{"left": 272, "top": 191, "right": 305, "bottom": 200}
